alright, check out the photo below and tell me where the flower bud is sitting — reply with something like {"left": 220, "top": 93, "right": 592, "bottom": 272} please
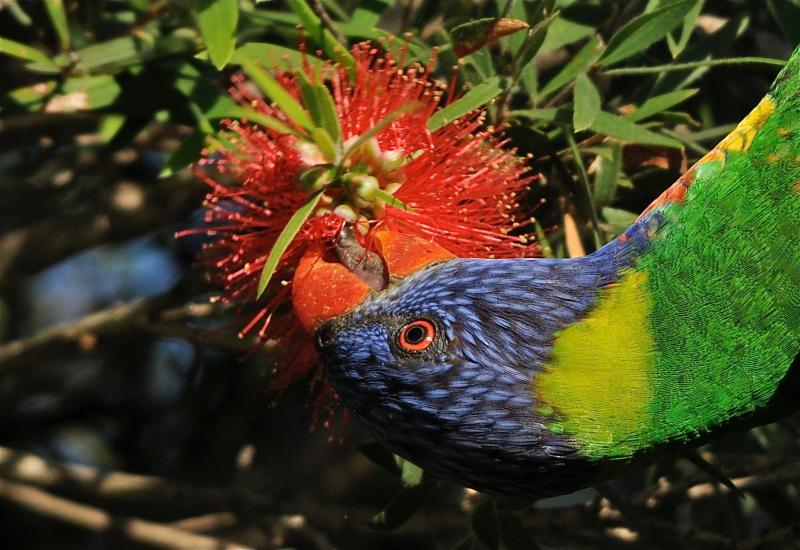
{"left": 298, "top": 165, "right": 335, "bottom": 193}
{"left": 381, "top": 149, "right": 406, "bottom": 171}
{"left": 334, "top": 204, "right": 358, "bottom": 222}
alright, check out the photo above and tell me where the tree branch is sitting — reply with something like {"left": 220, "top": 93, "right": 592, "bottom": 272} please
{"left": 0, "top": 478, "right": 254, "bottom": 550}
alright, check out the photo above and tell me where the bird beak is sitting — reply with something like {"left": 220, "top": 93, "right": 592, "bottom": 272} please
{"left": 292, "top": 228, "right": 455, "bottom": 333}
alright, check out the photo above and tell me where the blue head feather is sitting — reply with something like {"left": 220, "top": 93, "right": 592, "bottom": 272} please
{"left": 316, "top": 215, "right": 661, "bottom": 496}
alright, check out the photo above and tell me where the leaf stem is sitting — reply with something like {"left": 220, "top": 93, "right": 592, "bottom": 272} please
{"left": 601, "top": 56, "right": 785, "bottom": 76}
{"left": 563, "top": 125, "right": 602, "bottom": 250}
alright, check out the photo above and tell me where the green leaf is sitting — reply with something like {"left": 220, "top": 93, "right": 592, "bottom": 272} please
{"left": 511, "top": 107, "right": 571, "bottom": 124}
{"left": 573, "top": 73, "right": 600, "bottom": 132}
{"left": 539, "top": 34, "right": 603, "bottom": 96}
{"left": 43, "top": 0, "right": 70, "bottom": 51}
{"left": 602, "top": 206, "right": 639, "bottom": 235}
{"left": 540, "top": 17, "right": 595, "bottom": 52}
{"left": 651, "top": 15, "right": 749, "bottom": 94}
{"left": 625, "top": 89, "right": 697, "bottom": 122}
{"left": 427, "top": 76, "right": 502, "bottom": 131}
{"left": 590, "top": 112, "right": 683, "bottom": 148}
{"left": 667, "top": 0, "right": 704, "bottom": 57}
{"left": 3, "top": 81, "right": 57, "bottom": 110}
{"left": 599, "top": 0, "right": 695, "bottom": 66}
{"left": 160, "top": 131, "right": 207, "bottom": 178}
{"left": 240, "top": 59, "right": 314, "bottom": 133}
{"left": 311, "top": 83, "right": 341, "bottom": 145}
{"left": 52, "top": 75, "right": 121, "bottom": 111}
{"left": 768, "top": 0, "right": 800, "bottom": 43}
{"left": 593, "top": 143, "right": 622, "bottom": 208}
{"left": 196, "top": 0, "right": 238, "bottom": 69}
{"left": 0, "top": 37, "right": 58, "bottom": 69}
{"left": 375, "top": 189, "right": 414, "bottom": 212}
{"left": 219, "top": 42, "right": 320, "bottom": 70}
{"left": 393, "top": 455, "right": 424, "bottom": 486}
{"left": 342, "top": 102, "right": 420, "bottom": 162}
{"left": 287, "top": 0, "right": 355, "bottom": 77}
{"left": 369, "top": 475, "right": 437, "bottom": 531}
{"left": 257, "top": 191, "right": 325, "bottom": 298}
{"left": 350, "top": 0, "right": 393, "bottom": 29}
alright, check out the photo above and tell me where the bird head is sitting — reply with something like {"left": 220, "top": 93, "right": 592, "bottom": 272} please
{"left": 291, "top": 226, "right": 586, "bottom": 496}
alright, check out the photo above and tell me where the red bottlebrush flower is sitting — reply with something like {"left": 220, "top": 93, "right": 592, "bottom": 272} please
{"left": 188, "top": 41, "right": 540, "bottom": 424}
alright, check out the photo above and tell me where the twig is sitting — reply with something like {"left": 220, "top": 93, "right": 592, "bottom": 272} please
{"left": 312, "top": 0, "right": 347, "bottom": 46}
{"left": 600, "top": 56, "right": 785, "bottom": 77}
{"left": 0, "top": 478, "right": 254, "bottom": 550}
{"left": 0, "top": 445, "right": 262, "bottom": 514}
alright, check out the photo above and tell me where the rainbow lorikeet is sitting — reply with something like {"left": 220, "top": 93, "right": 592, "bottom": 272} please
{"left": 291, "top": 45, "right": 800, "bottom": 498}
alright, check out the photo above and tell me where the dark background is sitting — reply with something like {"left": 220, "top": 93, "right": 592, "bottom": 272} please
{"left": 1, "top": 0, "right": 799, "bottom": 548}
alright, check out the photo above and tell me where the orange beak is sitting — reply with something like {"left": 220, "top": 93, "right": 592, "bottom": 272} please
{"left": 292, "top": 230, "right": 455, "bottom": 333}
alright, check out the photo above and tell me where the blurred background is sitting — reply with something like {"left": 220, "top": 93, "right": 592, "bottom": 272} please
{"left": 1, "top": 0, "right": 800, "bottom": 548}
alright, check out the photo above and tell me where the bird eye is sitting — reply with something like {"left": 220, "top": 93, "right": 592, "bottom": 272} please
{"left": 398, "top": 319, "right": 436, "bottom": 352}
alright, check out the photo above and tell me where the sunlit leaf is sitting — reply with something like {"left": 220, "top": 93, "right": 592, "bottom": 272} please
{"left": 0, "top": 37, "right": 58, "bottom": 70}
{"left": 287, "top": 0, "right": 355, "bottom": 76}
{"left": 599, "top": 0, "right": 695, "bottom": 66}
{"left": 625, "top": 89, "right": 698, "bottom": 122}
{"left": 427, "top": 76, "right": 502, "bottom": 131}
{"left": 196, "top": 0, "right": 239, "bottom": 69}
{"left": 257, "top": 191, "right": 325, "bottom": 297}
{"left": 573, "top": 73, "right": 600, "bottom": 131}
{"left": 539, "top": 35, "right": 604, "bottom": 96}
{"left": 590, "top": 112, "right": 683, "bottom": 148}
{"left": 43, "top": 0, "right": 70, "bottom": 51}
{"left": 240, "top": 58, "right": 314, "bottom": 133}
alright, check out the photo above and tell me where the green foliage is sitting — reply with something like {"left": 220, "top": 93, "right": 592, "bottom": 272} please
{"left": 1, "top": 1, "right": 798, "bottom": 548}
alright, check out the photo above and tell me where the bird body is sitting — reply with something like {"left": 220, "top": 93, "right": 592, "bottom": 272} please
{"left": 293, "top": 45, "right": 800, "bottom": 497}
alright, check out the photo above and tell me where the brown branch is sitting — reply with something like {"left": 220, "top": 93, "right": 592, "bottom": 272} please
{"left": 312, "top": 0, "right": 347, "bottom": 45}
{"left": 0, "top": 171, "right": 204, "bottom": 290}
{"left": 0, "top": 277, "right": 259, "bottom": 371}
{"left": 0, "top": 445, "right": 257, "bottom": 514}
{"left": 0, "top": 478, "right": 254, "bottom": 550}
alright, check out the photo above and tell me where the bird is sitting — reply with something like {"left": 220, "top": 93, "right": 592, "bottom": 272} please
{"left": 289, "top": 44, "right": 800, "bottom": 498}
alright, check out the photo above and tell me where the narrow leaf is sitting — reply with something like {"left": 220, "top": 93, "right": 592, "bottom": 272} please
{"left": 625, "top": 89, "right": 698, "bottom": 122}
{"left": 343, "top": 102, "right": 420, "bottom": 161}
{"left": 43, "top": 0, "right": 70, "bottom": 51}
{"left": 539, "top": 35, "right": 603, "bottom": 96}
{"left": 573, "top": 73, "right": 600, "bottom": 131}
{"left": 0, "top": 37, "right": 58, "bottom": 69}
{"left": 370, "top": 476, "right": 437, "bottom": 531}
{"left": 667, "top": 0, "right": 704, "bottom": 57}
{"left": 240, "top": 59, "right": 314, "bottom": 132}
{"left": 593, "top": 144, "right": 622, "bottom": 208}
{"left": 257, "top": 191, "right": 325, "bottom": 297}
{"left": 375, "top": 189, "right": 414, "bottom": 212}
{"left": 287, "top": 0, "right": 355, "bottom": 77}
{"left": 539, "top": 17, "right": 595, "bottom": 53}
{"left": 311, "top": 83, "right": 341, "bottom": 145}
{"left": 768, "top": 0, "right": 800, "bottom": 43}
{"left": 197, "top": 0, "right": 239, "bottom": 69}
{"left": 350, "top": 0, "right": 392, "bottom": 28}
{"left": 590, "top": 111, "right": 683, "bottom": 148}
{"left": 427, "top": 76, "right": 503, "bottom": 131}
{"left": 599, "top": 0, "right": 695, "bottom": 66}
{"left": 160, "top": 131, "right": 207, "bottom": 178}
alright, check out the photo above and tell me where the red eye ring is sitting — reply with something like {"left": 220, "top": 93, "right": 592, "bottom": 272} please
{"left": 398, "top": 320, "right": 436, "bottom": 352}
